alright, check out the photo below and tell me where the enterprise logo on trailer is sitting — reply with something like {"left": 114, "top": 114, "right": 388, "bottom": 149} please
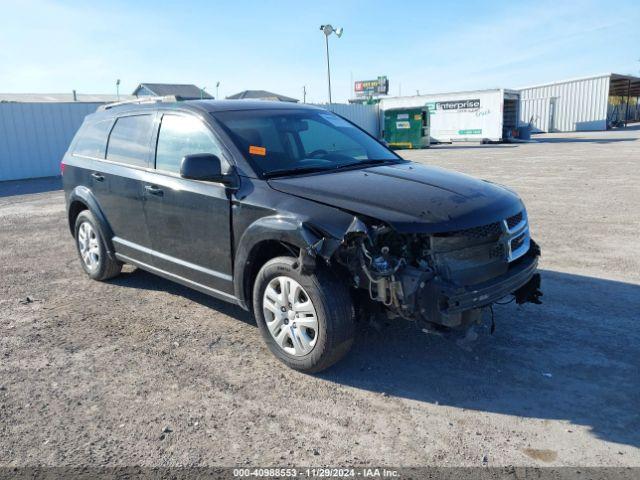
{"left": 434, "top": 99, "right": 481, "bottom": 111}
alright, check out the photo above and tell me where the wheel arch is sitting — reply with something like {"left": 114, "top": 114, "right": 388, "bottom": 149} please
{"left": 233, "top": 216, "right": 328, "bottom": 310}
{"left": 67, "top": 186, "right": 115, "bottom": 254}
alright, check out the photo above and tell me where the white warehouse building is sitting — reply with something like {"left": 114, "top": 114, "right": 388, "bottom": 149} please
{"left": 518, "top": 73, "right": 640, "bottom": 133}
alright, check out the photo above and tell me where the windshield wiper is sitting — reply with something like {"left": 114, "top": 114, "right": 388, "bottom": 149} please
{"left": 265, "top": 159, "right": 398, "bottom": 178}
{"left": 333, "top": 159, "right": 396, "bottom": 170}
{"left": 264, "top": 166, "right": 332, "bottom": 178}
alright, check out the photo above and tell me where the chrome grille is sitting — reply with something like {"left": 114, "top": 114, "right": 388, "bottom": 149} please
{"left": 507, "top": 212, "right": 523, "bottom": 230}
{"left": 506, "top": 212, "right": 523, "bottom": 229}
{"left": 441, "top": 209, "right": 530, "bottom": 262}
{"left": 505, "top": 211, "right": 530, "bottom": 262}
{"left": 511, "top": 233, "right": 526, "bottom": 251}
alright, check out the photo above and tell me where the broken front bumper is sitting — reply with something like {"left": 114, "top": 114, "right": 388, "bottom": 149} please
{"left": 418, "top": 243, "right": 541, "bottom": 324}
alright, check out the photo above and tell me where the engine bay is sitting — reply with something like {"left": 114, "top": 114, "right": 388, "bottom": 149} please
{"left": 332, "top": 212, "right": 542, "bottom": 330}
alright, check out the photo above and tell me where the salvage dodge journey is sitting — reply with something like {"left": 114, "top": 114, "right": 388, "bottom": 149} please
{"left": 62, "top": 98, "right": 542, "bottom": 372}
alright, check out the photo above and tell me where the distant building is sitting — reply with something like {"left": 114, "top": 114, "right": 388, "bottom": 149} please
{"left": 518, "top": 73, "right": 640, "bottom": 132}
{"left": 133, "top": 83, "right": 212, "bottom": 100}
{"left": 0, "top": 99, "right": 106, "bottom": 182}
{"left": 0, "top": 90, "right": 146, "bottom": 181}
{"left": 0, "top": 92, "right": 133, "bottom": 103}
{"left": 227, "top": 90, "right": 298, "bottom": 103}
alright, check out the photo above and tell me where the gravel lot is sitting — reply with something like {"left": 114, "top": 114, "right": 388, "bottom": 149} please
{"left": 1, "top": 127, "right": 639, "bottom": 468}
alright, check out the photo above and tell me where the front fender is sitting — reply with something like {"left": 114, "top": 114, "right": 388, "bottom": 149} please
{"left": 67, "top": 186, "right": 115, "bottom": 254}
{"left": 233, "top": 215, "right": 336, "bottom": 310}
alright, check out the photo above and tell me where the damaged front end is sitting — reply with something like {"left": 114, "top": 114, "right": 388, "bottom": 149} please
{"left": 331, "top": 211, "right": 543, "bottom": 331}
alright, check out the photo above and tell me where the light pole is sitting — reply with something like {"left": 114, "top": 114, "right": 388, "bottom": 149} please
{"left": 216, "top": 81, "right": 220, "bottom": 100}
{"left": 116, "top": 79, "right": 120, "bottom": 101}
{"left": 320, "top": 24, "right": 342, "bottom": 104}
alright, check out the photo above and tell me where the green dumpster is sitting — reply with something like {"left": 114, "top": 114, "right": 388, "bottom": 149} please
{"left": 383, "top": 107, "right": 430, "bottom": 149}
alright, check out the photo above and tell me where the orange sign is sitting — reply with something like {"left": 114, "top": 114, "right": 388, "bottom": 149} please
{"left": 249, "top": 145, "right": 266, "bottom": 156}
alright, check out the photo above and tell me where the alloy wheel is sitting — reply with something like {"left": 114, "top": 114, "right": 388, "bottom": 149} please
{"left": 77, "top": 221, "right": 100, "bottom": 270}
{"left": 262, "top": 276, "right": 319, "bottom": 356}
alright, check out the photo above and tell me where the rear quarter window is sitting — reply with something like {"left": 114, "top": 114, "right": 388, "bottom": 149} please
{"left": 106, "top": 114, "right": 154, "bottom": 167}
{"left": 72, "top": 120, "right": 113, "bottom": 159}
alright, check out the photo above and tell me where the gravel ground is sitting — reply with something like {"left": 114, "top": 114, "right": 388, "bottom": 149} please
{"left": 1, "top": 127, "right": 639, "bottom": 468}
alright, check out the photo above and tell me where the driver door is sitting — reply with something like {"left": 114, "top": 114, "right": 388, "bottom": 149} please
{"left": 141, "top": 112, "right": 234, "bottom": 297}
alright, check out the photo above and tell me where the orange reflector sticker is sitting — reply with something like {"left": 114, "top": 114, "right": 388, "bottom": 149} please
{"left": 249, "top": 145, "right": 266, "bottom": 156}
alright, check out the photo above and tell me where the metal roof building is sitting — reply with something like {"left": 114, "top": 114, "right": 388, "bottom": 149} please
{"left": 0, "top": 92, "right": 137, "bottom": 181}
{"left": 0, "top": 101, "right": 103, "bottom": 181}
{"left": 518, "top": 73, "right": 640, "bottom": 132}
{"left": 133, "top": 83, "right": 212, "bottom": 100}
{"left": 227, "top": 90, "right": 299, "bottom": 103}
{"left": 0, "top": 93, "right": 133, "bottom": 103}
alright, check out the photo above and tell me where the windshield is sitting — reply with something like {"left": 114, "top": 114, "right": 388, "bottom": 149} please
{"left": 210, "top": 109, "right": 402, "bottom": 177}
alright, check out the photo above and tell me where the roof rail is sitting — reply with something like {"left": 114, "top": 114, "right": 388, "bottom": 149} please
{"left": 98, "top": 95, "right": 181, "bottom": 111}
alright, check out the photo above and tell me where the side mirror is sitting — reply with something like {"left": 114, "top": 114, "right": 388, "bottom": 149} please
{"left": 180, "top": 154, "right": 230, "bottom": 184}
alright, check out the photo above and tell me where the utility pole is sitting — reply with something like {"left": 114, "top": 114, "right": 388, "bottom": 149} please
{"left": 216, "top": 81, "right": 220, "bottom": 100}
{"left": 320, "top": 25, "right": 343, "bottom": 104}
{"left": 324, "top": 33, "right": 332, "bottom": 103}
{"left": 303, "top": 85, "right": 307, "bottom": 103}
{"left": 116, "top": 79, "right": 120, "bottom": 101}
{"left": 350, "top": 71, "right": 353, "bottom": 100}
{"left": 625, "top": 79, "right": 631, "bottom": 128}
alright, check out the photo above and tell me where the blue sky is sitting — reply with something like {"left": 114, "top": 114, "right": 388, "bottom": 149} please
{"left": 1, "top": 0, "right": 639, "bottom": 102}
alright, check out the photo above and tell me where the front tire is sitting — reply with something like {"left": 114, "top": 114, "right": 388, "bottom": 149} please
{"left": 252, "top": 257, "right": 354, "bottom": 373}
{"left": 74, "top": 210, "right": 122, "bottom": 281}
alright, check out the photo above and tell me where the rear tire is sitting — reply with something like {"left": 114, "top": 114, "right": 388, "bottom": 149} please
{"left": 252, "top": 256, "right": 354, "bottom": 373}
{"left": 74, "top": 210, "right": 122, "bottom": 281}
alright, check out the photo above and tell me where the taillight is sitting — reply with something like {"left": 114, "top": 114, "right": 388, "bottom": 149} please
{"left": 60, "top": 162, "right": 66, "bottom": 175}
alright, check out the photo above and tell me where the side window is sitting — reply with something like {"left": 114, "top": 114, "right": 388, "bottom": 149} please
{"left": 106, "top": 114, "right": 154, "bottom": 167}
{"left": 155, "top": 114, "right": 223, "bottom": 173}
{"left": 73, "top": 120, "right": 112, "bottom": 158}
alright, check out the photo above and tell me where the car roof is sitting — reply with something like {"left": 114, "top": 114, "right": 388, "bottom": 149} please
{"left": 199, "top": 99, "right": 322, "bottom": 112}
{"left": 91, "top": 99, "right": 323, "bottom": 120}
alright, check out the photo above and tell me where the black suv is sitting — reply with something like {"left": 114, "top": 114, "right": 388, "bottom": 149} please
{"left": 62, "top": 98, "right": 541, "bottom": 372}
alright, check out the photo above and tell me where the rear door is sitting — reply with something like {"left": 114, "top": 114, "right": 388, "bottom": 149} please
{"left": 102, "top": 113, "right": 155, "bottom": 263}
{"left": 66, "top": 117, "right": 114, "bottom": 210}
{"left": 141, "top": 111, "right": 234, "bottom": 297}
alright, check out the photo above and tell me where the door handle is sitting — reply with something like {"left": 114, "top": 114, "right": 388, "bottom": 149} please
{"left": 144, "top": 185, "right": 163, "bottom": 196}
{"left": 91, "top": 172, "right": 104, "bottom": 182}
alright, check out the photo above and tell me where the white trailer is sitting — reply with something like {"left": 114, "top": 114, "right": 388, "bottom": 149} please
{"left": 379, "top": 89, "right": 520, "bottom": 143}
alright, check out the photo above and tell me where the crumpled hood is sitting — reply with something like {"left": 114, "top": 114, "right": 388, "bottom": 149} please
{"left": 268, "top": 162, "right": 524, "bottom": 233}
